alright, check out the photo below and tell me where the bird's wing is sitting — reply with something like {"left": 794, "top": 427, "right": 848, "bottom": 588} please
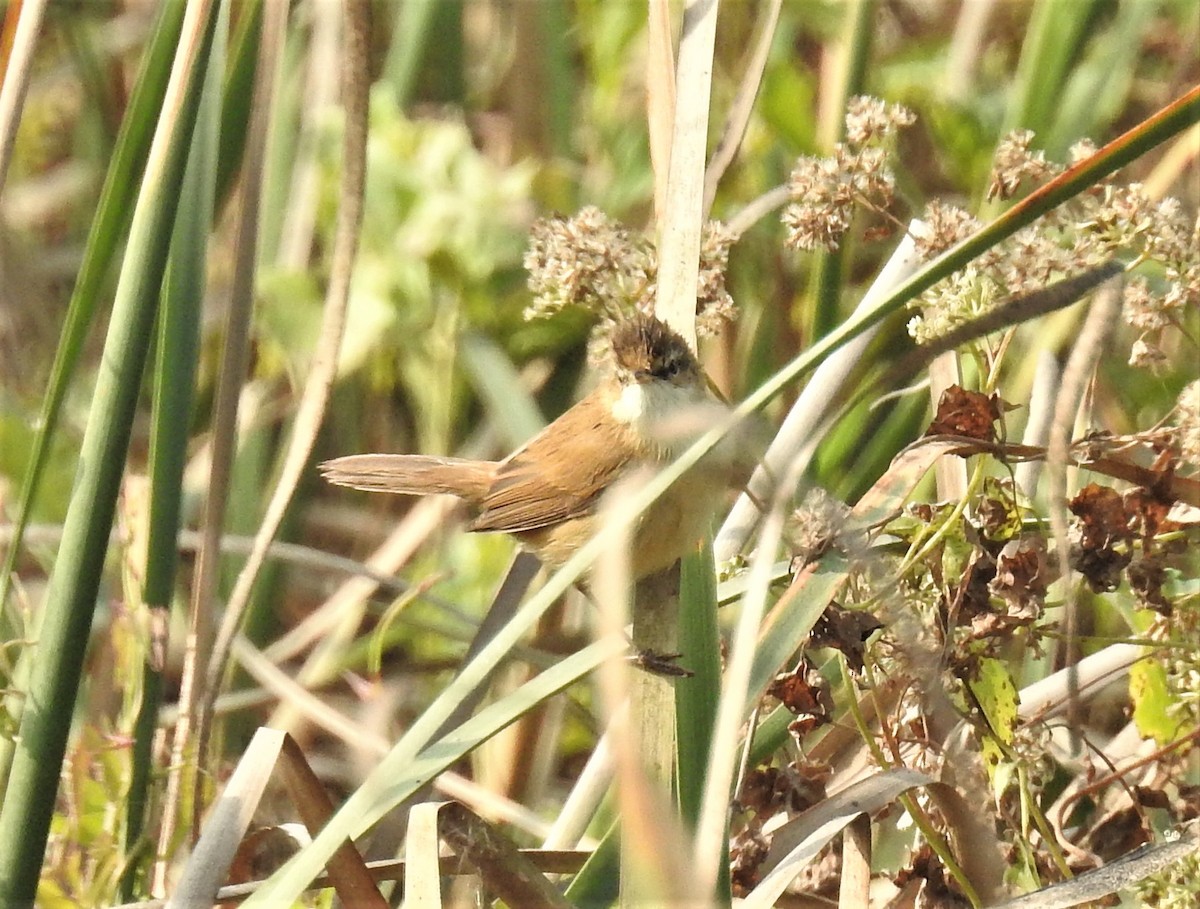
{"left": 470, "top": 387, "right": 632, "bottom": 533}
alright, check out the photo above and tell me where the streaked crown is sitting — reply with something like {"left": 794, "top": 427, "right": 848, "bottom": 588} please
{"left": 610, "top": 313, "right": 699, "bottom": 387}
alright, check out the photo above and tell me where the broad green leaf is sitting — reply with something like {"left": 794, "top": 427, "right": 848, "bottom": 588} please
{"left": 1130, "top": 658, "right": 1184, "bottom": 747}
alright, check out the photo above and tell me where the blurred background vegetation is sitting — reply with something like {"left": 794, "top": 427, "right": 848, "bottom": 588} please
{"left": 0, "top": 0, "right": 1197, "bottom": 906}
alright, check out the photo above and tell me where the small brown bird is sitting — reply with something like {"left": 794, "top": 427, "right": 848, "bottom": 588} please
{"left": 320, "top": 314, "right": 734, "bottom": 578}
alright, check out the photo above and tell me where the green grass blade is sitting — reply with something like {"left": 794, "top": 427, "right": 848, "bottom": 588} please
{"left": 244, "top": 635, "right": 625, "bottom": 906}
{"left": 676, "top": 540, "right": 731, "bottom": 904}
{"left": 0, "top": 3, "right": 219, "bottom": 901}
{"left": 215, "top": 0, "right": 263, "bottom": 205}
{"left": 805, "top": 0, "right": 873, "bottom": 343}
{"left": 0, "top": 1, "right": 187, "bottom": 637}
{"left": 676, "top": 542, "right": 722, "bottom": 823}
{"left": 119, "top": 3, "right": 227, "bottom": 898}
{"left": 563, "top": 819, "right": 621, "bottom": 908}
{"left": 1003, "top": 0, "right": 1102, "bottom": 141}
{"left": 1041, "top": 1, "right": 1159, "bottom": 157}
{"left": 383, "top": 0, "right": 442, "bottom": 107}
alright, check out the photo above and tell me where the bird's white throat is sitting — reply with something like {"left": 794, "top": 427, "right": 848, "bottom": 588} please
{"left": 611, "top": 379, "right": 709, "bottom": 453}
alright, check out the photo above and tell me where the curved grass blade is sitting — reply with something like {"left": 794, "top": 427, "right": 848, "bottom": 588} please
{"left": 0, "top": 3, "right": 220, "bottom": 901}
{"left": 0, "top": 1, "right": 187, "bottom": 638}
{"left": 119, "top": 3, "right": 227, "bottom": 896}
{"left": 242, "top": 635, "right": 625, "bottom": 906}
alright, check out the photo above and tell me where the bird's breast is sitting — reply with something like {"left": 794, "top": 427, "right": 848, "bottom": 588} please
{"left": 609, "top": 379, "right": 711, "bottom": 459}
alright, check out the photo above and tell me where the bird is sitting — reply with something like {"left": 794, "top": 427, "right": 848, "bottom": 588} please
{"left": 320, "top": 313, "right": 736, "bottom": 579}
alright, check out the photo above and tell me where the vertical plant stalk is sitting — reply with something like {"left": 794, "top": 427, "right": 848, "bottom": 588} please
{"left": 840, "top": 814, "right": 872, "bottom": 907}
{"left": 0, "top": 0, "right": 218, "bottom": 901}
{"left": 275, "top": 0, "right": 341, "bottom": 270}
{"left": 154, "top": 0, "right": 290, "bottom": 889}
{"left": 693, "top": 488, "right": 791, "bottom": 897}
{"left": 646, "top": 0, "right": 676, "bottom": 222}
{"left": 629, "top": 0, "right": 720, "bottom": 902}
{"left": 806, "top": 0, "right": 873, "bottom": 343}
{"left": 120, "top": 3, "right": 228, "bottom": 898}
{"left": 382, "top": 0, "right": 439, "bottom": 107}
{"left": 214, "top": 1, "right": 264, "bottom": 204}
{"left": 655, "top": 0, "right": 718, "bottom": 343}
{"left": 0, "top": 0, "right": 48, "bottom": 188}
{"left": 1001, "top": 0, "right": 1099, "bottom": 142}
{"left": 944, "top": 0, "right": 996, "bottom": 101}
{"left": 0, "top": 1, "right": 186, "bottom": 646}
{"left": 701, "top": 0, "right": 781, "bottom": 217}
{"left": 199, "top": 0, "right": 370, "bottom": 779}
{"left": 674, "top": 541, "right": 731, "bottom": 896}
{"left": 595, "top": 481, "right": 701, "bottom": 907}
{"left": 1046, "top": 279, "right": 1123, "bottom": 739}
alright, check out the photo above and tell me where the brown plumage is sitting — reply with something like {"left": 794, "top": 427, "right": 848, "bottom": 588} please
{"left": 320, "top": 314, "right": 731, "bottom": 577}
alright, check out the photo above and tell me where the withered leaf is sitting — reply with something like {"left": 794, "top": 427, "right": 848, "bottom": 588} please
{"left": 1177, "top": 784, "right": 1200, "bottom": 821}
{"left": 1070, "top": 483, "right": 1131, "bottom": 548}
{"left": 895, "top": 845, "right": 972, "bottom": 909}
{"left": 807, "top": 603, "right": 884, "bottom": 672}
{"left": 1127, "top": 558, "right": 1170, "bottom": 614}
{"left": 729, "top": 826, "right": 770, "bottom": 896}
{"left": 782, "top": 759, "right": 832, "bottom": 813}
{"left": 1133, "top": 785, "right": 1172, "bottom": 811}
{"left": 738, "top": 765, "right": 783, "bottom": 815}
{"left": 925, "top": 385, "right": 1006, "bottom": 442}
{"left": 949, "top": 553, "right": 996, "bottom": 623}
{"left": 1073, "top": 546, "right": 1132, "bottom": 593}
{"left": 1069, "top": 483, "right": 1134, "bottom": 592}
{"left": 737, "top": 761, "right": 831, "bottom": 817}
{"left": 1086, "top": 806, "right": 1151, "bottom": 862}
{"left": 767, "top": 658, "right": 831, "bottom": 735}
{"left": 787, "top": 714, "right": 825, "bottom": 739}
{"left": 1123, "top": 486, "right": 1177, "bottom": 542}
{"left": 988, "top": 535, "right": 1049, "bottom": 620}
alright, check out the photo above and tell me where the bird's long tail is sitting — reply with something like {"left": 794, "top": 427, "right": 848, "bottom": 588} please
{"left": 319, "top": 454, "right": 492, "bottom": 500}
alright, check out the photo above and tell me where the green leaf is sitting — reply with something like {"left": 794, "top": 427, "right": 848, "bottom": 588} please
{"left": 1130, "top": 658, "right": 1184, "bottom": 747}
{"left": 970, "top": 655, "right": 1019, "bottom": 793}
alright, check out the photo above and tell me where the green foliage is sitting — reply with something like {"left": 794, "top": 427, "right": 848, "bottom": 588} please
{"left": 1130, "top": 658, "right": 1184, "bottom": 746}
{"left": 267, "top": 87, "right": 537, "bottom": 453}
{"left": 0, "top": 3, "right": 1197, "bottom": 907}
{"left": 0, "top": 410, "right": 77, "bottom": 525}
{"left": 968, "top": 654, "right": 1020, "bottom": 797}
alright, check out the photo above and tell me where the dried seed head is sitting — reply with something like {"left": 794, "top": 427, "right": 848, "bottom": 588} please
{"left": 781, "top": 95, "right": 913, "bottom": 252}
{"left": 910, "top": 132, "right": 1197, "bottom": 370}
{"left": 844, "top": 95, "right": 916, "bottom": 146}
{"left": 988, "top": 129, "right": 1060, "bottom": 201}
{"left": 1177, "top": 380, "right": 1200, "bottom": 470}
{"left": 696, "top": 220, "right": 738, "bottom": 337}
{"left": 523, "top": 206, "right": 654, "bottom": 320}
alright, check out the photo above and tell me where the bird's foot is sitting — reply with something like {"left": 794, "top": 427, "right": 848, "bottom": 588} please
{"left": 626, "top": 649, "right": 694, "bottom": 678}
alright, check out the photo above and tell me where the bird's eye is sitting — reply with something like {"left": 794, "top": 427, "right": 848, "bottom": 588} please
{"left": 655, "top": 358, "right": 679, "bottom": 378}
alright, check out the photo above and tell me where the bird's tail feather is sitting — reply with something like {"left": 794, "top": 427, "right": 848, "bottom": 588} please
{"left": 319, "top": 454, "right": 492, "bottom": 500}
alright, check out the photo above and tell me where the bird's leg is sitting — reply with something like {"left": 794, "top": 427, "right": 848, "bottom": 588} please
{"left": 576, "top": 573, "right": 693, "bottom": 677}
